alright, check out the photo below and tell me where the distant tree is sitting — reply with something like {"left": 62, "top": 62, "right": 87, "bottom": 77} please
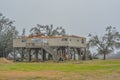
{"left": 30, "top": 24, "right": 42, "bottom": 35}
{"left": 89, "top": 26, "right": 120, "bottom": 60}
{"left": 0, "top": 13, "right": 18, "bottom": 57}
{"left": 54, "top": 27, "right": 66, "bottom": 36}
{"left": 22, "top": 28, "right": 26, "bottom": 36}
{"left": 30, "top": 24, "right": 66, "bottom": 36}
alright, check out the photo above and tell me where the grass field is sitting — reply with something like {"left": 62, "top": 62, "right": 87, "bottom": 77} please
{"left": 0, "top": 59, "right": 120, "bottom": 80}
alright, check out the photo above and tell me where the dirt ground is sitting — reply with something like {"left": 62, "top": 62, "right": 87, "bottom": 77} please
{"left": 0, "top": 71, "right": 120, "bottom": 80}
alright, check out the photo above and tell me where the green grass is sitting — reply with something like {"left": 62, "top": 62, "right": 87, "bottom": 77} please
{"left": 1, "top": 59, "right": 120, "bottom": 80}
{"left": 0, "top": 59, "right": 120, "bottom": 72}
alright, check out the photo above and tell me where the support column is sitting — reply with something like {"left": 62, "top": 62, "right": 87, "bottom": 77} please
{"left": 40, "top": 48, "right": 43, "bottom": 61}
{"left": 43, "top": 49, "right": 46, "bottom": 61}
{"left": 35, "top": 49, "right": 38, "bottom": 62}
{"left": 21, "top": 48, "right": 24, "bottom": 61}
{"left": 84, "top": 48, "right": 87, "bottom": 60}
{"left": 77, "top": 48, "right": 81, "bottom": 60}
{"left": 13, "top": 48, "right": 16, "bottom": 62}
{"left": 29, "top": 49, "right": 31, "bottom": 62}
{"left": 67, "top": 47, "right": 71, "bottom": 60}
{"left": 74, "top": 48, "right": 76, "bottom": 60}
{"left": 82, "top": 48, "right": 86, "bottom": 60}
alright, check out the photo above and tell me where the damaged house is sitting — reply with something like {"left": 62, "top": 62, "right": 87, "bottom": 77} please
{"left": 13, "top": 34, "right": 89, "bottom": 62}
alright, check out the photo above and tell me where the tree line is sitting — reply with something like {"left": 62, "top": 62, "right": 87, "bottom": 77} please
{"left": 0, "top": 13, "right": 120, "bottom": 60}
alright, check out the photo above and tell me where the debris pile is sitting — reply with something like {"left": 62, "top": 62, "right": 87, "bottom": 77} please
{"left": 0, "top": 58, "right": 12, "bottom": 63}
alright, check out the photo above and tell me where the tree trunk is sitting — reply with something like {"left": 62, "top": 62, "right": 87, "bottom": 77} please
{"left": 103, "top": 53, "right": 106, "bottom": 60}
{"left": 3, "top": 47, "right": 5, "bottom": 57}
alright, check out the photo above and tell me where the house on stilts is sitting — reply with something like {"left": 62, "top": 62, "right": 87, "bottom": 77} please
{"left": 13, "top": 34, "right": 89, "bottom": 62}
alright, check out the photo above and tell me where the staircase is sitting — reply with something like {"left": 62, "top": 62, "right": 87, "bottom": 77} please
{"left": 41, "top": 44, "right": 59, "bottom": 61}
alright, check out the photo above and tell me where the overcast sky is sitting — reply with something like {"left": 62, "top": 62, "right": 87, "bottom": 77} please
{"left": 0, "top": 0, "right": 120, "bottom": 37}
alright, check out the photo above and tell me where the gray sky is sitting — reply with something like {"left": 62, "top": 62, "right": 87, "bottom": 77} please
{"left": 0, "top": 0, "right": 120, "bottom": 37}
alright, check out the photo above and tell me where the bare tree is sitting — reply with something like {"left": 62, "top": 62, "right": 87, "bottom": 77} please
{"left": 89, "top": 26, "right": 120, "bottom": 60}
{"left": 30, "top": 24, "right": 42, "bottom": 35}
